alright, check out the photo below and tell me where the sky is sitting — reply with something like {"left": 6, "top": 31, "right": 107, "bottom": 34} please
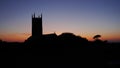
{"left": 0, "top": 0, "right": 120, "bottom": 42}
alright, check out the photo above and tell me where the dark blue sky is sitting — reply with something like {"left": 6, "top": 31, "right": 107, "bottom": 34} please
{"left": 0, "top": 0, "right": 120, "bottom": 42}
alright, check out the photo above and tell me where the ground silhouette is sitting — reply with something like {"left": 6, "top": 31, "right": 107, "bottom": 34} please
{"left": 1, "top": 33, "right": 120, "bottom": 68}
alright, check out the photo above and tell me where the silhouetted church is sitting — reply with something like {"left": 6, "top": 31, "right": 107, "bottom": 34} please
{"left": 25, "top": 14, "right": 57, "bottom": 43}
{"left": 25, "top": 14, "right": 88, "bottom": 44}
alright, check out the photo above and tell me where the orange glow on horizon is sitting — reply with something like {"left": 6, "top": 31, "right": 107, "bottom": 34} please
{"left": 0, "top": 32, "right": 120, "bottom": 42}
{"left": 0, "top": 33, "right": 31, "bottom": 42}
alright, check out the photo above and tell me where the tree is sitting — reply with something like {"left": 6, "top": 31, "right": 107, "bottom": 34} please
{"left": 93, "top": 35, "right": 101, "bottom": 40}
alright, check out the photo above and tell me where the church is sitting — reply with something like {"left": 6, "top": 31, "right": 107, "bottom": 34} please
{"left": 25, "top": 14, "right": 57, "bottom": 43}
{"left": 25, "top": 14, "right": 88, "bottom": 45}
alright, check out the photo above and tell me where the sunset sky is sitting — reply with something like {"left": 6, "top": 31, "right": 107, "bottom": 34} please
{"left": 0, "top": 0, "right": 120, "bottom": 42}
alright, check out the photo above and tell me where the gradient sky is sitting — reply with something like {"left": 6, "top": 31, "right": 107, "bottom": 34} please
{"left": 0, "top": 0, "right": 120, "bottom": 42}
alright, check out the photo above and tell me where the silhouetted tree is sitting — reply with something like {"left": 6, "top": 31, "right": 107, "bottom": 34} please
{"left": 93, "top": 35, "right": 101, "bottom": 40}
{"left": 93, "top": 34, "right": 104, "bottom": 44}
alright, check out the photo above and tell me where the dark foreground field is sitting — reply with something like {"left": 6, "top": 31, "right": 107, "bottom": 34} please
{"left": 0, "top": 42, "right": 120, "bottom": 68}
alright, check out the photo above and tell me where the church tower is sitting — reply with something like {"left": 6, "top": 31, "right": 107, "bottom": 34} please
{"left": 32, "top": 13, "right": 43, "bottom": 38}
